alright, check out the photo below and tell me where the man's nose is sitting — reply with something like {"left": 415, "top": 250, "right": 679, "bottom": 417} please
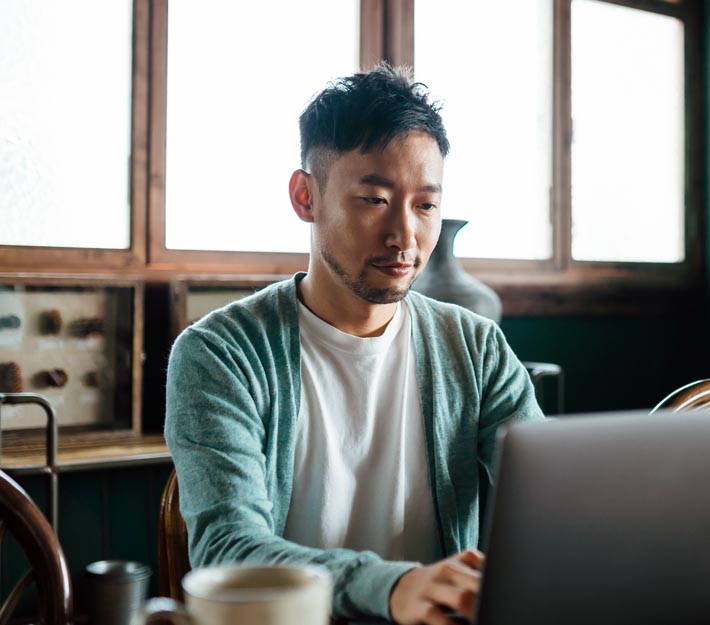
{"left": 384, "top": 203, "right": 417, "bottom": 252}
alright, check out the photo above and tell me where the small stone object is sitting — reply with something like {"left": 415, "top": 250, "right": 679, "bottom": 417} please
{"left": 0, "top": 361, "right": 24, "bottom": 392}
{"left": 33, "top": 368, "right": 69, "bottom": 389}
{"left": 69, "top": 317, "right": 105, "bottom": 338}
{"left": 39, "top": 309, "right": 63, "bottom": 335}
{"left": 0, "top": 315, "right": 21, "bottom": 330}
{"left": 83, "top": 370, "right": 100, "bottom": 388}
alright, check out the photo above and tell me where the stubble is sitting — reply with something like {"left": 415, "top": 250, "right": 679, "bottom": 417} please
{"left": 320, "top": 247, "right": 420, "bottom": 304}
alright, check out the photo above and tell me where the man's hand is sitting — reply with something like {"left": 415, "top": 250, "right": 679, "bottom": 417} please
{"left": 389, "top": 549, "right": 484, "bottom": 625}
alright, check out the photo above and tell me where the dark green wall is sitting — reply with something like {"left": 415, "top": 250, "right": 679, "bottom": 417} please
{"left": 502, "top": 309, "right": 709, "bottom": 415}
{"left": 2, "top": 465, "right": 173, "bottom": 614}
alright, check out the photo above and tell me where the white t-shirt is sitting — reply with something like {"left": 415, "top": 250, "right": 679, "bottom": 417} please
{"left": 283, "top": 300, "right": 438, "bottom": 564}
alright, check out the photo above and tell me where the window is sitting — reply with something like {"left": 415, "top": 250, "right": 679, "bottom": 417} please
{"left": 147, "top": 0, "right": 361, "bottom": 267}
{"left": 414, "top": 0, "right": 553, "bottom": 261}
{"left": 0, "top": 0, "right": 704, "bottom": 304}
{"left": 570, "top": 1, "right": 685, "bottom": 263}
{"left": 413, "top": 0, "right": 695, "bottom": 274}
{"left": 163, "top": 0, "right": 359, "bottom": 255}
{"left": 0, "top": 0, "right": 141, "bottom": 267}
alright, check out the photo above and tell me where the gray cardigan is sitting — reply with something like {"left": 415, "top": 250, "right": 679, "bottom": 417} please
{"left": 165, "top": 274, "right": 544, "bottom": 620}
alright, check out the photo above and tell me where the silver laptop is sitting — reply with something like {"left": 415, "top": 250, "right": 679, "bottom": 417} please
{"left": 475, "top": 409, "right": 710, "bottom": 625}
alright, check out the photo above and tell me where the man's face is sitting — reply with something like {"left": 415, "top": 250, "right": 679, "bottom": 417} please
{"left": 308, "top": 131, "right": 444, "bottom": 304}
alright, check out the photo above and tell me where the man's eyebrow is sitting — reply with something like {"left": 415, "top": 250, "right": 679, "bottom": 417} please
{"left": 359, "top": 174, "right": 442, "bottom": 194}
{"left": 359, "top": 174, "right": 395, "bottom": 188}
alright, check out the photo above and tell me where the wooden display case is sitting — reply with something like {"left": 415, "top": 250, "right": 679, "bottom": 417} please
{"left": 170, "top": 274, "right": 285, "bottom": 335}
{"left": 0, "top": 274, "right": 144, "bottom": 448}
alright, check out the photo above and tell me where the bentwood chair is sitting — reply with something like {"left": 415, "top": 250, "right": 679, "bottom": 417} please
{"left": 158, "top": 468, "right": 190, "bottom": 601}
{"left": 0, "top": 469, "right": 73, "bottom": 625}
{"left": 650, "top": 379, "right": 710, "bottom": 414}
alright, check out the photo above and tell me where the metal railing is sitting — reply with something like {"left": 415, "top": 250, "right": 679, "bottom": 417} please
{"left": 522, "top": 361, "right": 565, "bottom": 415}
{"left": 0, "top": 393, "right": 59, "bottom": 531}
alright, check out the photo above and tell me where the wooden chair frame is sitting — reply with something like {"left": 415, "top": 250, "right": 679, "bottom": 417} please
{"left": 651, "top": 379, "right": 710, "bottom": 413}
{"left": 0, "top": 470, "right": 73, "bottom": 625}
{"left": 157, "top": 468, "right": 190, "bottom": 601}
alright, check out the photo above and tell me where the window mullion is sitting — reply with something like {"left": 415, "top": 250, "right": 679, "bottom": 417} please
{"left": 681, "top": 0, "right": 706, "bottom": 277}
{"left": 360, "top": 0, "right": 385, "bottom": 69}
{"left": 131, "top": 0, "right": 150, "bottom": 266}
{"left": 384, "top": 0, "right": 414, "bottom": 67}
{"left": 553, "top": 0, "right": 572, "bottom": 271}
{"left": 147, "top": 0, "right": 168, "bottom": 265}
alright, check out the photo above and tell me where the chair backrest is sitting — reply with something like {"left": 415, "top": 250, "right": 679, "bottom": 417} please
{"left": 158, "top": 468, "right": 190, "bottom": 601}
{"left": 0, "top": 469, "right": 73, "bottom": 625}
{"left": 651, "top": 379, "right": 710, "bottom": 414}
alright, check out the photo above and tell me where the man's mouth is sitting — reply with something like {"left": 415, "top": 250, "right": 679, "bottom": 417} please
{"left": 370, "top": 260, "right": 417, "bottom": 277}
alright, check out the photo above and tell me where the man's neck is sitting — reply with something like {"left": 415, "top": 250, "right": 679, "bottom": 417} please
{"left": 297, "top": 273, "right": 398, "bottom": 338}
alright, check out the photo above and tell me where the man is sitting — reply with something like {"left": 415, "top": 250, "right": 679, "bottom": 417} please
{"left": 165, "top": 64, "right": 544, "bottom": 625}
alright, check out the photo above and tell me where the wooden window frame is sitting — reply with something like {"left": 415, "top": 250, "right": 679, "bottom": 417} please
{"left": 0, "top": 0, "right": 705, "bottom": 315}
{"left": 546, "top": 0, "right": 706, "bottom": 288}
{"left": 146, "top": 0, "right": 418, "bottom": 273}
{"left": 146, "top": 0, "right": 705, "bottom": 292}
{"left": 146, "top": 0, "right": 384, "bottom": 274}
{"left": 409, "top": 0, "right": 704, "bottom": 294}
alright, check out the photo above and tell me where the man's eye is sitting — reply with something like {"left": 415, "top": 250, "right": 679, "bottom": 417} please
{"left": 420, "top": 203, "right": 437, "bottom": 211}
{"left": 362, "top": 197, "right": 386, "bottom": 205}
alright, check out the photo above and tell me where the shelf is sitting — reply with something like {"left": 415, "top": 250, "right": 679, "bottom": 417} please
{"left": 0, "top": 433, "right": 170, "bottom": 474}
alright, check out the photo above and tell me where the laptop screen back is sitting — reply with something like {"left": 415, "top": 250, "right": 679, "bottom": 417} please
{"left": 476, "top": 410, "right": 710, "bottom": 625}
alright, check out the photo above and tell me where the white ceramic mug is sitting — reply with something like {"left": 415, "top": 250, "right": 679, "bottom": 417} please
{"left": 134, "top": 564, "right": 332, "bottom": 625}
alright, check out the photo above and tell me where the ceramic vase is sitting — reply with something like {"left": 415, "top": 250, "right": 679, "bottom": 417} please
{"left": 413, "top": 219, "right": 502, "bottom": 323}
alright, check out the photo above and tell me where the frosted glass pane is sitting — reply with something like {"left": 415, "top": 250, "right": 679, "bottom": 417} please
{"left": 0, "top": 1, "right": 133, "bottom": 249}
{"left": 165, "top": 1, "right": 359, "bottom": 253}
{"left": 571, "top": 1, "right": 684, "bottom": 263}
{"left": 415, "top": 0, "right": 553, "bottom": 260}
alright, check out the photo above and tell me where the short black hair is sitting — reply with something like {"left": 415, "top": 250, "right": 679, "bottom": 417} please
{"left": 299, "top": 63, "right": 449, "bottom": 189}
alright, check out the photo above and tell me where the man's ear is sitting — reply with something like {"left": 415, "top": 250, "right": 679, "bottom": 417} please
{"left": 289, "top": 169, "right": 316, "bottom": 223}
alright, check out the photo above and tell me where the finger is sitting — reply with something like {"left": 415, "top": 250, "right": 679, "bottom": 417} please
{"left": 457, "top": 549, "right": 485, "bottom": 569}
{"left": 419, "top": 601, "right": 471, "bottom": 625}
{"left": 435, "top": 560, "right": 482, "bottom": 592}
{"left": 423, "top": 582, "right": 477, "bottom": 620}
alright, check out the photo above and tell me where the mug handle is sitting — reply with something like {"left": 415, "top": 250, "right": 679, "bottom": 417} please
{"left": 132, "top": 597, "right": 193, "bottom": 625}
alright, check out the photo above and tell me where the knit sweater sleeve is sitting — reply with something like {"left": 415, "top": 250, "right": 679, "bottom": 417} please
{"left": 164, "top": 317, "right": 416, "bottom": 621}
{"left": 477, "top": 322, "right": 545, "bottom": 477}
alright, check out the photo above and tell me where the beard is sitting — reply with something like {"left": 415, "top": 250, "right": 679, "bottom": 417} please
{"left": 320, "top": 246, "right": 420, "bottom": 304}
